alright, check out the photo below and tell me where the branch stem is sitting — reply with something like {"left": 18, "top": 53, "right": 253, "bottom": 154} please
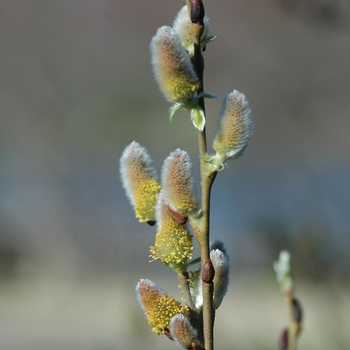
{"left": 198, "top": 161, "right": 216, "bottom": 350}
{"left": 286, "top": 295, "right": 297, "bottom": 350}
{"left": 194, "top": 27, "right": 216, "bottom": 350}
{"left": 178, "top": 272, "right": 195, "bottom": 310}
{"left": 187, "top": 1, "right": 217, "bottom": 348}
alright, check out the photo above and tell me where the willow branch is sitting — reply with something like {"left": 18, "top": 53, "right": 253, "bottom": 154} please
{"left": 187, "top": 2, "right": 218, "bottom": 348}
{"left": 178, "top": 272, "right": 195, "bottom": 310}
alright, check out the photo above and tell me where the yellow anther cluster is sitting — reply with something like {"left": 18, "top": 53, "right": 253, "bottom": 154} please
{"left": 150, "top": 221, "right": 193, "bottom": 265}
{"left": 137, "top": 279, "right": 189, "bottom": 335}
{"left": 120, "top": 142, "right": 161, "bottom": 223}
{"left": 134, "top": 179, "right": 162, "bottom": 223}
{"left": 164, "top": 75, "right": 199, "bottom": 103}
{"left": 149, "top": 295, "right": 190, "bottom": 334}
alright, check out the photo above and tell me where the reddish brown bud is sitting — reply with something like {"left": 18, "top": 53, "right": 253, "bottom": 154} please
{"left": 202, "top": 258, "right": 215, "bottom": 283}
{"left": 292, "top": 297, "right": 303, "bottom": 323}
{"left": 189, "top": 0, "right": 205, "bottom": 24}
{"left": 279, "top": 328, "right": 288, "bottom": 350}
{"left": 167, "top": 204, "right": 188, "bottom": 225}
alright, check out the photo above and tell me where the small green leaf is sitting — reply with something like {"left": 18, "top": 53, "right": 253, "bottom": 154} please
{"left": 187, "top": 257, "right": 201, "bottom": 266}
{"left": 204, "top": 152, "right": 227, "bottom": 172}
{"left": 190, "top": 108, "right": 206, "bottom": 131}
{"left": 169, "top": 103, "right": 183, "bottom": 123}
{"left": 197, "top": 91, "right": 218, "bottom": 99}
{"left": 165, "top": 262, "right": 188, "bottom": 274}
{"left": 207, "top": 35, "right": 217, "bottom": 43}
{"left": 202, "top": 154, "right": 215, "bottom": 162}
{"left": 201, "top": 35, "right": 217, "bottom": 50}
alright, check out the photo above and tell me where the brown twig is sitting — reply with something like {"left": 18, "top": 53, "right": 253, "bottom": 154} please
{"left": 186, "top": 1, "right": 217, "bottom": 349}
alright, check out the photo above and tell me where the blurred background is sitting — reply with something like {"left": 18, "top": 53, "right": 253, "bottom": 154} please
{"left": 1, "top": 0, "right": 350, "bottom": 349}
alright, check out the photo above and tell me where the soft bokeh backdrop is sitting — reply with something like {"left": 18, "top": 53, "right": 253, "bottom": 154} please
{"left": 1, "top": 0, "right": 350, "bottom": 349}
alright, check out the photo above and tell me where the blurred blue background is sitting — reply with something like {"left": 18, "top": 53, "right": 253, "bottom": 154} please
{"left": 0, "top": 0, "right": 350, "bottom": 349}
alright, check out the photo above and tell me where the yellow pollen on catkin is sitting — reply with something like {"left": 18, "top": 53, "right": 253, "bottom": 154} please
{"left": 151, "top": 26, "right": 200, "bottom": 104}
{"left": 163, "top": 74, "right": 199, "bottom": 102}
{"left": 148, "top": 295, "right": 190, "bottom": 334}
{"left": 136, "top": 280, "right": 189, "bottom": 335}
{"left": 134, "top": 179, "right": 162, "bottom": 222}
{"left": 120, "top": 142, "right": 161, "bottom": 223}
{"left": 150, "top": 221, "right": 193, "bottom": 265}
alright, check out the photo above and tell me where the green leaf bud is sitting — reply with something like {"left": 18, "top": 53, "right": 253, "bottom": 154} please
{"left": 190, "top": 107, "right": 206, "bottom": 131}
